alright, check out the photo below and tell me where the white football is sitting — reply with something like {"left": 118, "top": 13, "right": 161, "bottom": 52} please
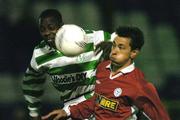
{"left": 55, "top": 24, "right": 87, "bottom": 57}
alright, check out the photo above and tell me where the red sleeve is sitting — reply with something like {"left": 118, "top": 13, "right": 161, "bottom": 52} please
{"left": 135, "top": 83, "right": 170, "bottom": 120}
{"left": 69, "top": 95, "right": 95, "bottom": 119}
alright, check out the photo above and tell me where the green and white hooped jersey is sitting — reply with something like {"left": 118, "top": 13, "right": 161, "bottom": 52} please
{"left": 22, "top": 30, "right": 111, "bottom": 116}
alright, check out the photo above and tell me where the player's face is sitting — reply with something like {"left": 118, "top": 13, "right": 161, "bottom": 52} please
{"left": 39, "top": 17, "right": 60, "bottom": 48}
{"left": 110, "top": 36, "right": 136, "bottom": 67}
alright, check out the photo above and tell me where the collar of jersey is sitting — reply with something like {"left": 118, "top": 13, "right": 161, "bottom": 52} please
{"left": 106, "top": 62, "right": 135, "bottom": 79}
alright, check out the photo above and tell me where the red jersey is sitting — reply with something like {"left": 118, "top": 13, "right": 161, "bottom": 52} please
{"left": 69, "top": 61, "right": 170, "bottom": 120}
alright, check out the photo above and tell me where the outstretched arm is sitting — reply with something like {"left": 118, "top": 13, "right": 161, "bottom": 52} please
{"left": 135, "top": 83, "right": 170, "bottom": 120}
{"left": 91, "top": 30, "right": 112, "bottom": 60}
{"left": 95, "top": 41, "right": 112, "bottom": 60}
{"left": 42, "top": 95, "right": 96, "bottom": 120}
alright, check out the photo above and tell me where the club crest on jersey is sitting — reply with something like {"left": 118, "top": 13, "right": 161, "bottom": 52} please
{"left": 76, "top": 54, "right": 85, "bottom": 62}
{"left": 96, "top": 94, "right": 119, "bottom": 111}
{"left": 114, "top": 88, "right": 122, "bottom": 97}
{"left": 96, "top": 80, "right": 101, "bottom": 84}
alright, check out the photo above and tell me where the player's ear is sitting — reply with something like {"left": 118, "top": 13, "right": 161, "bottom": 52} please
{"left": 130, "top": 49, "right": 139, "bottom": 59}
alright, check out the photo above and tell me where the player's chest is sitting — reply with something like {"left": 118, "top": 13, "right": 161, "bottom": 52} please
{"left": 95, "top": 76, "right": 137, "bottom": 99}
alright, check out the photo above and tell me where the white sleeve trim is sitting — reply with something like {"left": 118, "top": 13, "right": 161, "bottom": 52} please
{"left": 131, "top": 105, "right": 139, "bottom": 114}
{"left": 63, "top": 106, "right": 71, "bottom": 116}
{"left": 131, "top": 106, "right": 136, "bottom": 113}
{"left": 63, "top": 93, "right": 89, "bottom": 117}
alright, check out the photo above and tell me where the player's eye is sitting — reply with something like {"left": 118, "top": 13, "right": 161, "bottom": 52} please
{"left": 118, "top": 45, "right": 125, "bottom": 49}
{"left": 48, "top": 24, "right": 56, "bottom": 31}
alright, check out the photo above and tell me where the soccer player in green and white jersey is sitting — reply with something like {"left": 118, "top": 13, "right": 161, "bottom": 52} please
{"left": 22, "top": 9, "right": 112, "bottom": 120}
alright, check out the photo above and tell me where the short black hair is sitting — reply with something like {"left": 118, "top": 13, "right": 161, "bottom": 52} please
{"left": 115, "top": 26, "right": 144, "bottom": 50}
{"left": 39, "top": 9, "right": 63, "bottom": 26}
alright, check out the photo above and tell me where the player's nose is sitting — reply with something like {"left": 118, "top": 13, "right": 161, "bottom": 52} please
{"left": 111, "top": 47, "right": 118, "bottom": 54}
{"left": 43, "top": 30, "right": 51, "bottom": 36}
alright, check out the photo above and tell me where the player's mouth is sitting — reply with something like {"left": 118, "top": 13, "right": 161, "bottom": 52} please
{"left": 47, "top": 36, "right": 55, "bottom": 41}
{"left": 47, "top": 39, "right": 53, "bottom": 43}
{"left": 47, "top": 33, "right": 56, "bottom": 40}
{"left": 46, "top": 39, "right": 55, "bottom": 48}
{"left": 110, "top": 53, "right": 117, "bottom": 59}
{"left": 109, "top": 55, "right": 118, "bottom": 63}
{"left": 110, "top": 59, "right": 122, "bottom": 67}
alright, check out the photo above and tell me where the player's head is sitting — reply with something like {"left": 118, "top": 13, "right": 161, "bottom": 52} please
{"left": 110, "top": 26, "right": 144, "bottom": 67}
{"left": 38, "top": 9, "right": 64, "bottom": 48}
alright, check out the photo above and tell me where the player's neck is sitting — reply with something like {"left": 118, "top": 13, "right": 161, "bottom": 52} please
{"left": 111, "top": 60, "right": 132, "bottom": 76}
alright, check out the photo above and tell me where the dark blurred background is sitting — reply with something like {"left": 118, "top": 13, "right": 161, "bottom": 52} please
{"left": 0, "top": 0, "right": 180, "bottom": 119}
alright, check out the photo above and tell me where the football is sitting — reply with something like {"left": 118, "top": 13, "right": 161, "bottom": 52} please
{"left": 55, "top": 24, "right": 87, "bottom": 57}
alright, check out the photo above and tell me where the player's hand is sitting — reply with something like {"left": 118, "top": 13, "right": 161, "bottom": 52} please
{"left": 41, "top": 109, "right": 67, "bottom": 120}
{"left": 95, "top": 41, "right": 112, "bottom": 60}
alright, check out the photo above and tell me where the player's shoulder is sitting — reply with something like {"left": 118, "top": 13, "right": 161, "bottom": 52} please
{"left": 132, "top": 67, "right": 149, "bottom": 85}
{"left": 32, "top": 40, "right": 51, "bottom": 56}
{"left": 133, "top": 67, "right": 144, "bottom": 75}
{"left": 97, "top": 60, "right": 110, "bottom": 71}
{"left": 96, "top": 60, "right": 110, "bottom": 79}
{"left": 35, "top": 40, "right": 46, "bottom": 49}
{"left": 35, "top": 40, "right": 47, "bottom": 49}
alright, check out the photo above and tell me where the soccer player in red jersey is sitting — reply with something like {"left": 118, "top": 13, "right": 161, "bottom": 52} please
{"left": 42, "top": 26, "right": 170, "bottom": 120}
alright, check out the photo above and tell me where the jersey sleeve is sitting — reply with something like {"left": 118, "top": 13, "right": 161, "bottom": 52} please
{"left": 85, "top": 30, "right": 111, "bottom": 46}
{"left": 93, "top": 30, "right": 111, "bottom": 46}
{"left": 22, "top": 48, "right": 46, "bottom": 117}
{"left": 135, "top": 83, "right": 170, "bottom": 120}
{"left": 69, "top": 95, "right": 96, "bottom": 119}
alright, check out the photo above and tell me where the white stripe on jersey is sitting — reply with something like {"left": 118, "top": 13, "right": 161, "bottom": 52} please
{"left": 44, "top": 51, "right": 102, "bottom": 69}
{"left": 34, "top": 45, "right": 52, "bottom": 58}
